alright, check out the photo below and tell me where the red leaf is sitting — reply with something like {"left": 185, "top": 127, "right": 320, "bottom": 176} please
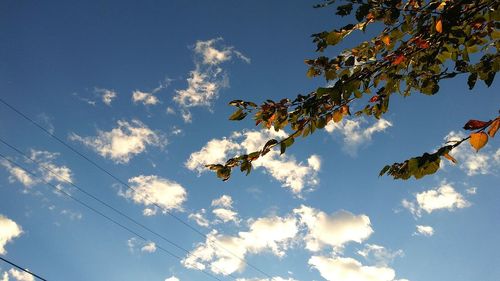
{"left": 463, "top": 120, "right": 489, "bottom": 130}
{"left": 369, "top": 95, "right": 379, "bottom": 102}
{"left": 392, "top": 54, "right": 405, "bottom": 65}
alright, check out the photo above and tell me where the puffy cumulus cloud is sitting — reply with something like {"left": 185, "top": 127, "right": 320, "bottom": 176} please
{"left": 0, "top": 214, "right": 23, "bottom": 255}
{"left": 182, "top": 215, "right": 298, "bottom": 276}
{"left": 94, "top": 88, "right": 117, "bottom": 106}
{"left": 182, "top": 230, "right": 247, "bottom": 275}
{"left": 189, "top": 195, "right": 240, "bottom": 227}
{"left": 402, "top": 183, "right": 470, "bottom": 217}
{"left": 70, "top": 119, "right": 166, "bottom": 164}
{"left": 8, "top": 269, "right": 34, "bottom": 281}
{"left": 165, "top": 276, "right": 180, "bottom": 281}
{"left": 186, "top": 130, "right": 321, "bottom": 195}
{"left": 235, "top": 277, "right": 298, "bottom": 281}
{"left": 444, "top": 131, "right": 494, "bottom": 176}
{"left": 186, "top": 138, "right": 241, "bottom": 174}
{"left": 357, "top": 244, "right": 404, "bottom": 266}
{"left": 325, "top": 118, "right": 392, "bottom": 156}
{"left": 414, "top": 225, "right": 434, "bottom": 237}
{"left": 212, "top": 195, "right": 239, "bottom": 224}
{"left": 213, "top": 208, "right": 239, "bottom": 224}
{"left": 211, "top": 195, "right": 233, "bottom": 208}
{"left": 121, "top": 175, "right": 187, "bottom": 215}
{"left": 308, "top": 255, "right": 402, "bottom": 281}
{"left": 132, "top": 90, "right": 160, "bottom": 106}
{"left": 1, "top": 272, "right": 7, "bottom": 281}
{"left": 173, "top": 38, "right": 249, "bottom": 122}
{"left": 294, "top": 205, "right": 373, "bottom": 252}
{"left": 0, "top": 159, "right": 36, "bottom": 188}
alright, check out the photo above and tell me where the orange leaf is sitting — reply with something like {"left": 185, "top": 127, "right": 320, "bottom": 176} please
{"left": 382, "top": 35, "right": 391, "bottom": 46}
{"left": 469, "top": 132, "right": 488, "bottom": 152}
{"left": 369, "top": 95, "right": 379, "bottom": 102}
{"left": 436, "top": 19, "right": 443, "bottom": 33}
{"left": 443, "top": 153, "right": 457, "bottom": 164}
{"left": 392, "top": 54, "right": 405, "bottom": 65}
{"left": 488, "top": 119, "right": 500, "bottom": 137}
{"left": 333, "top": 110, "right": 343, "bottom": 123}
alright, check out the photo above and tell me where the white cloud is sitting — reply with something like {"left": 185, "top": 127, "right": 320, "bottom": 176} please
{"left": 213, "top": 208, "right": 239, "bottom": 224}
{"left": 186, "top": 130, "right": 321, "bottom": 195}
{"left": 309, "top": 255, "right": 400, "bottom": 281}
{"left": 0, "top": 214, "right": 23, "bottom": 255}
{"left": 141, "top": 242, "right": 157, "bottom": 253}
{"left": 70, "top": 119, "right": 165, "bottom": 163}
{"left": 211, "top": 195, "right": 233, "bottom": 208}
{"left": 8, "top": 269, "right": 34, "bottom": 281}
{"left": 357, "top": 244, "right": 404, "bottom": 266}
{"left": 165, "top": 276, "right": 180, "bottom": 281}
{"left": 1, "top": 272, "right": 7, "bottom": 281}
{"left": 0, "top": 160, "right": 36, "bottom": 188}
{"left": 444, "top": 131, "right": 492, "bottom": 176}
{"left": 194, "top": 37, "right": 250, "bottom": 65}
{"left": 60, "top": 209, "right": 82, "bottom": 220}
{"left": 173, "top": 38, "right": 249, "bottom": 122}
{"left": 121, "top": 175, "right": 187, "bottom": 214}
{"left": 414, "top": 225, "right": 434, "bottom": 237}
{"left": 132, "top": 90, "right": 160, "bottom": 106}
{"left": 182, "top": 214, "right": 298, "bottom": 276}
{"left": 95, "top": 88, "right": 117, "bottom": 106}
{"left": 236, "top": 278, "right": 298, "bottom": 281}
{"left": 189, "top": 209, "right": 210, "bottom": 227}
{"left": 211, "top": 195, "right": 239, "bottom": 224}
{"left": 325, "top": 118, "right": 392, "bottom": 155}
{"left": 29, "top": 150, "right": 73, "bottom": 185}
{"left": 402, "top": 183, "right": 470, "bottom": 217}
{"left": 466, "top": 187, "right": 477, "bottom": 194}
{"left": 294, "top": 205, "right": 373, "bottom": 252}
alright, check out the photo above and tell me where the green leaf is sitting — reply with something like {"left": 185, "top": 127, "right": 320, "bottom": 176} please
{"left": 379, "top": 165, "right": 390, "bottom": 177}
{"left": 229, "top": 109, "right": 247, "bottom": 120}
{"left": 468, "top": 73, "right": 478, "bottom": 90}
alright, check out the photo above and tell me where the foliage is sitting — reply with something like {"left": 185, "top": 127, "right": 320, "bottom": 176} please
{"left": 208, "top": 0, "right": 500, "bottom": 181}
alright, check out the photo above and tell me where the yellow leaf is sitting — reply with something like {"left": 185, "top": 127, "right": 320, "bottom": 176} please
{"left": 488, "top": 119, "right": 500, "bottom": 138}
{"left": 469, "top": 132, "right": 488, "bottom": 152}
{"left": 437, "top": 1, "right": 447, "bottom": 10}
{"left": 443, "top": 153, "right": 457, "bottom": 164}
{"left": 436, "top": 19, "right": 443, "bottom": 33}
{"left": 333, "top": 110, "right": 343, "bottom": 123}
{"left": 382, "top": 35, "right": 390, "bottom": 46}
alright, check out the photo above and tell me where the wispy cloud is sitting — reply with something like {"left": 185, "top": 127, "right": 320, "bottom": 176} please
{"left": 173, "top": 38, "right": 249, "bottom": 122}
{"left": 94, "top": 88, "right": 117, "bottom": 106}
{"left": 325, "top": 118, "right": 392, "bottom": 156}
{"left": 70, "top": 119, "right": 166, "bottom": 164}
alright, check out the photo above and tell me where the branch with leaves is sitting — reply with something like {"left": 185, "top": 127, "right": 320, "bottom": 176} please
{"left": 207, "top": 0, "right": 500, "bottom": 181}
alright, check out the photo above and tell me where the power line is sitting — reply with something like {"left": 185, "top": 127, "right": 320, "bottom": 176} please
{"left": 0, "top": 97, "right": 273, "bottom": 279}
{"left": 0, "top": 256, "right": 48, "bottom": 281}
{"left": 0, "top": 137, "right": 238, "bottom": 280}
{"left": 0, "top": 154, "right": 223, "bottom": 281}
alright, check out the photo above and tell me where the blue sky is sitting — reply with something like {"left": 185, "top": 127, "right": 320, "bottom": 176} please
{"left": 1, "top": 1, "right": 499, "bottom": 281}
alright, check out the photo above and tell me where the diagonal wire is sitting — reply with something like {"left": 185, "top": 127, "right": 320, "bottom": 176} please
{"left": 0, "top": 97, "right": 272, "bottom": 279}
{"left": 0, "top": 153, "right": 223, "bottom": 281}
{"left": 0, "top": 256, "right": 48, "bottom": 281}
{"left": 0, "top": 137, "right": 239, "bottom": 280}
